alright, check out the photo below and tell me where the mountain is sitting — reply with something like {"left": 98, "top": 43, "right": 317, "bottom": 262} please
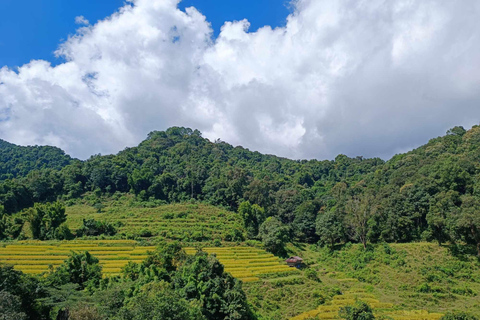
{"left": 0, "top": 139, "right": 73, "bottom": 181}
{"left": 1, "top": 125, "right": 480, "bottom": 252}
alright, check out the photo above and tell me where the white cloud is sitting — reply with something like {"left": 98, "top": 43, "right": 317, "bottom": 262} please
{"left": 1, "top": 0, "right": 480, "bottom": 160}
{"left": 75, "top": 15, "right": 90, "bottom": 25}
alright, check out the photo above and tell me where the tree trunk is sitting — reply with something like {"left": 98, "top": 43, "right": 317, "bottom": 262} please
{"left": 56, "top": 308, "right": 69, "bottom": 320}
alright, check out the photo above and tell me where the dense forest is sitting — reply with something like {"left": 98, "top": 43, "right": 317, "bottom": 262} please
{"left": 0, "top": 139, "right": 72, "bottom": 180}
{"left": 1, "top": 125, "right": 480, "bottom": 253}
{"left": 2, "top": 125, "right": 480, "bottom": 320}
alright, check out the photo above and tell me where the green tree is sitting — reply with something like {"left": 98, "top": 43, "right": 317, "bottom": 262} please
{"left": 238, "top": 201, "right": 265, "bottom": 238}
{"left": 40, "top": 283, "right": 85, "bottom": 320}
{"left": 455, "top": 195, "right": 480, "bottom": 256}
{"left": 0, "top": 291, "right": 27, "bottom": 320}
{"left": 120, "top": 282, "right": 204, "bottom": 320}
{"left": 48, "top": 251, "right": 102, "bottom": 290}
{"left": 339, "top": 301, "right": 375, "bottom": 320}
{"left": 174, "top": 252, "right": 256, "bottom": 320}
{"left": 0, "top": 265, "right": 47, "bottom": 319}
{"left": 143, "top": 242, "right": 186, "bottom": 274}
{"left": 26, "top": 201, "right": 66, "bottom": 240}
{"left": 259, "top": 217, "right": 290, "bottom": 256}
{"left": 316, "top": 210, "right": 345, "bottom": 248}
{"left": 0, "top": 205, "right": 8, "bottom": 240}
{"left": 293, "top": 200, "right": 320, "bottom": 243}
{"left": 426, "top": 191, "right": 458, "bottom": 245}
{"left": 345, "top": 194, "right": 377, "bottom": 249}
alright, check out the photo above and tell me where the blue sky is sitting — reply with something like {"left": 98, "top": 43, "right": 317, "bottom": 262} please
{"left": 0, "top": 0, "right": 290, "bottom": 68}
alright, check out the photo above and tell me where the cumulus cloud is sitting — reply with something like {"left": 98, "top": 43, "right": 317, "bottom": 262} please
{"left": 1, "top": 0, "right": 480, "bottom": 160}
{"left": 75, "top": 16, "right": 90, "bottom": 25}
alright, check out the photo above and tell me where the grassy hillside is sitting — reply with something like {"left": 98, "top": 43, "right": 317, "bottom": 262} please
{"left": 65, "top": 200, "right": 245, "bottom": 241}
{"left": 311, "top": 243, "right": 480, "bottom": 315}
{"left": 246, "top": 242, "right": 480, "bottom": 319}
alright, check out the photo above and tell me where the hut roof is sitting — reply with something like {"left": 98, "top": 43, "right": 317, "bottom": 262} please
{"left": 285, "top": 256, "right": 303, "bottom": 263}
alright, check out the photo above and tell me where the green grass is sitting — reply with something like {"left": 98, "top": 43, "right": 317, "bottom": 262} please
{"left": 246, "top": 242, "right": 480, "bottom": 320}
{"left": 310, "top": 242, "right": 480, "bottom": 316}
{"left": 65, "top": 201, "right": 245, "bottom": 241}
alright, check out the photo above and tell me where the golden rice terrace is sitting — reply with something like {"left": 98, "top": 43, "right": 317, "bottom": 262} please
{"left": 0, "top": 241, "right": 297, "bottom": 282}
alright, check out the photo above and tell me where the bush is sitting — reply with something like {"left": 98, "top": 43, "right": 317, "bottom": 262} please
{"left": 225, "top": 227, "right": 245, "bottom": 242}
{"left": 441, "top": 312, "right": 479, "bottom": 320}
{"left": 138, "top": 228, "right": 153, "bottom": 237}
{"left": 0, "top": 290, "right": 27, "bottom": 320}
{"left": 77, "top": 219, "right": 117, "bottom": 237}
{"left": 339, "top": 301, "right": 375, "bottom": 320}
{"left": 304, "top": 268, "right": 321, "bottom": 282}
{"left": 48, "top": 251, "right": 102, "bottom": 290}
{"left": 69, "top": 304, "right": 106, "bottom": 320}
{"left": 55, "top": 223, "right": 74, "bottom": 240}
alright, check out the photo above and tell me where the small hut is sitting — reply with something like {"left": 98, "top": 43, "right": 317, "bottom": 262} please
{"left": 285, "top": 256, "right": 303, "bottom": 268}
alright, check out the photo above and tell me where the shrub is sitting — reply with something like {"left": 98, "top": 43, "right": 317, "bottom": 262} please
{"left": 304, "top": 268, "right": 321, "bottom": 282}
{"left": 441, "top": 312, "right": 479, "bottom": 320}
{"left": 138, "top": 228, "right": 153, "bottom": 237}
{"left": 0, "top": 290, "right": 27, "bottom": 320}
{"left": 55, "top": 223, "right": 74, "bottom": 240}
{"left": 69, "top": 304, "right": 106, "bottom": 320}
{"left": 163, "top": 213, "right": 174, "bottom": 219}
{"left": 225, "top": 227, "right": 245, "bottom": 242}
{"left": 77, "top": 219, "right": 117, "bottom": 237}
{"left": 339, "top": 301, "right": 375, "bottom": 320}
{"left": 48, "top": 251, "right": 102, "bottom": 290}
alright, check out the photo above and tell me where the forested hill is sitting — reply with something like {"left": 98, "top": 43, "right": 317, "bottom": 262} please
{"left": 1, "top": 125, "right": 480, "bottom": 251}
{"left": 0, "top": 139, "right": 73, "bottom": 181}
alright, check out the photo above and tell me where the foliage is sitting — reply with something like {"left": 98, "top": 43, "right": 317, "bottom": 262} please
{"left": 76, "top": 218, "right": 117, "bottom": 237}
{"left": 238, "top": 201, "right": 265, "bottom": 238}
{"left": 24, "top": 201, "right": 67, "bottom": 240}
{"left": 0, "top": 139, "right": 72, "bottom": 181}
{"left": 47, "top": 251, "right": 102, "bottom": 290}
{"left": 440, "top": 312, "right": 479, "bottom": 320}
{"left": 339, "top": 301, "right": 375, "bottom": 320}
{"left": 316, "top": 210, "right": 345, "bottom": 248}
{"left": 0, "top": 265, "right": 48, "bottom": 319}
{"left": 174, "top": 251, "right": 256, "bottom": 320}
{"left": 0, "top": 290, "right": 27, "bottom": 320}
{"left": 3, "top": 125, "right": 480, "bottom": 250}
{"left": 119, "top": 282, "right": 204, "bottom": 320}
{"left": 304, "top": 268, "right": 321, "bottom": 282}
{"left": 259, "top": 217, "right": 290, "bottom": 256}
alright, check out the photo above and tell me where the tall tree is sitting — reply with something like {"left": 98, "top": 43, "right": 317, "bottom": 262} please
{"left": 238, "top": 201, "right": 265, "bottom": 238}
{"left": 345, "top": 194, "right": 377, "bottom": 249}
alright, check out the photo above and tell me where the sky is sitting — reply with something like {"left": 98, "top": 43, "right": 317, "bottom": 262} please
{"left": 1, "top": 0, "right": 480, "bottom": 160}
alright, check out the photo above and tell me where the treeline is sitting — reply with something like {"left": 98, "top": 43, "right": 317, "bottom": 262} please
{"left": 0, "top": 202, "right": 118, "bottom": 241}
{"left": 1, "top": 126, "right": 480, "bottom": 252}
{"left": 0, "top": 127, "right": 382, "bottom": 214}
{"left": 0, "top": 243, "right": 255, "bottom": 320}
{"left": 0, "top": 139, "right": 72, "bottom": 180}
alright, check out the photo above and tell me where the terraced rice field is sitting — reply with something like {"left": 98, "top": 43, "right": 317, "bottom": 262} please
{"left": 65, "top": 203, "right": 244, "bottom": 240}
{"left": 0, "top": 241, "right": 297, "bottom": 282}
{"left": 0, "top": 240, "right": 154, "bottom": 276}
{"left": 290, "top": 288, "right": 443, "bottom": 320}
{"left": 186, "top": 247, "right": 299, "bottom": 282}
